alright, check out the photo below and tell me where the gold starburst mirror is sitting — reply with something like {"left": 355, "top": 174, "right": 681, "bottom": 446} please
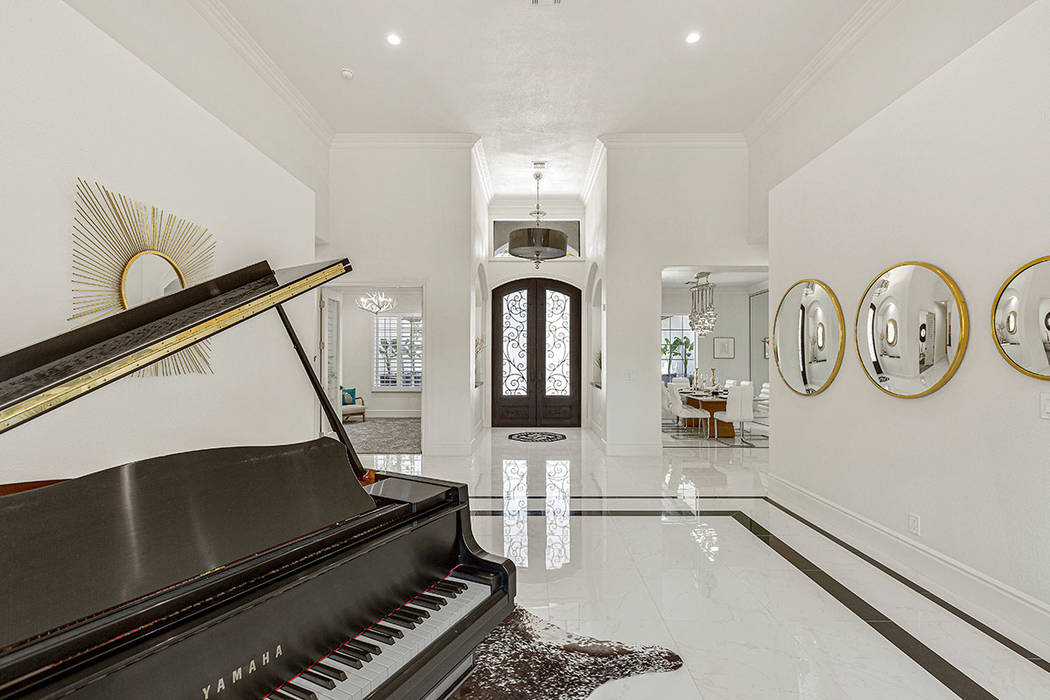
{"left": 70, "top": 178, "right": 215, "bottom": 375}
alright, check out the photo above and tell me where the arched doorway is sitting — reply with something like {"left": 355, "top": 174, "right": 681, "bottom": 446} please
{"left": 492, "top": 278, "right": 581, "bottom": 427}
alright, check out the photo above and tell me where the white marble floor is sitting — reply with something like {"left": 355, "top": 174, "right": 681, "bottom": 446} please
{"left": 360, "top": 429, "right": 1050, "bottom": 699}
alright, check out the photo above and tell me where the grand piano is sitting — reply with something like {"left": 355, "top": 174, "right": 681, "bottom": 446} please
{"left": 0, "top": 259, "right": 515, "bottom": 699}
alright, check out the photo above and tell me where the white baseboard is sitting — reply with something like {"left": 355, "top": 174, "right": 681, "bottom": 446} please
{"left": 766, "top": 473, "right": 1050, "bottom": 659}
{"left": 366, "top": 409, "right": 421, "bottom": 418}
{"left": 605, "top": 441, "right": 661, "bottom": 457}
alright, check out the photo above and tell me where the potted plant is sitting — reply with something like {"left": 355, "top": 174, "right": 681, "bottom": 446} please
{"left": 661, "top": 337, "right": 682, "bottom": 381}
{"left": 679, "top": 337, "right": 695, "bottom": 382}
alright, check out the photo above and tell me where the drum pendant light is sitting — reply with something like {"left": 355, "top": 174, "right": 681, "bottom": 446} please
{"left": 508, "top": 171, "right": 567, "bottom": 269}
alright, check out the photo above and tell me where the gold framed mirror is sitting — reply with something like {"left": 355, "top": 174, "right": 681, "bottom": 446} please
{"left": 119, "top": 250, "right": 187, "bottom": 310}
{"left": 991, "top": 255, "right": 1050, "bottom": 380}
{"left": 855, "top": 262, "right": 968, "bottom": 398}
{"left": 772, "top": 279, "right": 845, "bottom": 396}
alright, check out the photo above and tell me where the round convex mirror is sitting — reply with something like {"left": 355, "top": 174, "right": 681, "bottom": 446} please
{"left": 773, "top": 280, "right": 845, "bottom": 396}
{"left": 120, "top": 251, "right": 185, "bottom": 309}
{"left": 991, "top": 255, "right": 1050, "bottom": 380}
{"left": 855, "top": 262, "right": 968, "bottom": 398}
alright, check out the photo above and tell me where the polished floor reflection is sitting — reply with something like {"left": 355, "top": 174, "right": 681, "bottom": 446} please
{"left": 359, "top": 430, "right": 1049, "bottom": 699}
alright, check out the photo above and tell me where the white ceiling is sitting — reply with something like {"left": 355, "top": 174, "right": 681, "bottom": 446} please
{"left": 219, "top": 0, "right": 867, "bottom": 196}
{"left": 661, "top": 267, "right": 768, "bottom": 289}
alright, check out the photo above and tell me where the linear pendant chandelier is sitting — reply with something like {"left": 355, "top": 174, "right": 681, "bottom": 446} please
{"left": 508, "top": 170, "right": 567, "bottom": 269}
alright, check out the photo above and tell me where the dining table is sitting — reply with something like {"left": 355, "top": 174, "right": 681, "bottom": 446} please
{"left": 681, "top": 390, "right": 735, "bottom": 438}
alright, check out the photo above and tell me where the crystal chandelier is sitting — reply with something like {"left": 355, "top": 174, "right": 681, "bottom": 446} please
{"left": 688, "top": 273, "right": 718, "bottom": 336}
{"left": 356, "top": 289, "right": 397, "bottom": 315}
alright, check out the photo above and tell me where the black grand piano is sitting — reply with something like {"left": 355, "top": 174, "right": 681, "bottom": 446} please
{"left": 0, "top": 259, "right": 515, "bottom": 699}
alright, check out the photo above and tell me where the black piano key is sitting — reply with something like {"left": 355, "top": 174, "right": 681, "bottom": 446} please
{"left": 331, "top": 649, "right": 364, "bottom": 669}
{"left": 298, "top": 669, "right": 336, "bottom": 690}
{"left": 386, "top": 612, "right": 417, "bottom": 629}
{"left": 444, "top": 578, "right": 469, "bottom": 592}
{"left": 361, "top": 627, "right": 396, "bottom": 645}
{"left": 372, "top": 622, "right": 403, "bottom": 639}
{"left": 414, "top": 593, "right": 446, "bottom": 609}
{"left": 400, "top": 604, "right": 429, "bottom": 620}
{"left": 277, "top": 684, "right": 317, "bottom": 700}
{"left": 347, "top": 638, "right": 382, "bottom": 656}
{"left": 312, "top": 662, "right": 348, "bottom": 682}
{"left": 431, "top": 582, "right": 459, "bottom": 598}
{"left": 340, "top": 643, "right": 372, "bottom": 662}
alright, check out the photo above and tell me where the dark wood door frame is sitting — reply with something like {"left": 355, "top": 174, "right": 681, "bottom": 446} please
{"left": 491, "top": 278, "right": 581, "bottom": 427}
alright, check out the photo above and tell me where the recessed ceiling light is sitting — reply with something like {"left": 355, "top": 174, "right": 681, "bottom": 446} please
{"left": 340, "top": 68, "right": 354, "bottom": 80}
{"left": 386, "top": 33, "right": 402, "bottom": 46}
{"left": 685, "top": 31, "right": 702, "bottom": 45}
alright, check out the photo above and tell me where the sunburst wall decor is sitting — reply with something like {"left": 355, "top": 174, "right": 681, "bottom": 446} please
{"left": 70, "top": 178, "right": 216, "bottom": 376}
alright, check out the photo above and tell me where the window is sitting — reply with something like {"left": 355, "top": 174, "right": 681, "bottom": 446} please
{"left": 886, "top": 318, "right": 898, "bottom": 347}
{"left": 374, "top": 314, "right": 423, "bottom": 389}
{"left": 1007, "top": 310, "right": 1017, "bottom": 335}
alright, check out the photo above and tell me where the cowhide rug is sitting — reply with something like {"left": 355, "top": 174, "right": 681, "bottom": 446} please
{"left": 450, "top": 608, "right": 683, "bottom": 699}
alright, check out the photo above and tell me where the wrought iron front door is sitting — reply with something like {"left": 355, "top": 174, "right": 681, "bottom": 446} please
{"left": 492, "top": 279, "right": 581, "bottom": 427}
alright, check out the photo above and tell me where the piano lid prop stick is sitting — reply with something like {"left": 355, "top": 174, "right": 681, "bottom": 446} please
{"left": 275, "top": 303, "right": 367, "bottom": 481}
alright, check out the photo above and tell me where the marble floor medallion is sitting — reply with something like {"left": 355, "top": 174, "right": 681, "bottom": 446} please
{"left": 451, "top": 608, "right": 682, "bottom": 699}
{"left": 507, "top": 432, "right": 567, "bottom": 443}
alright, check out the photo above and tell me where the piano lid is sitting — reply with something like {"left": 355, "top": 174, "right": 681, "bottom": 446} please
{"left": 0, "top": 259, "right": 350, "bottom": 434}
{"left": 0, "top": 437, "right": 378, "bottom": 654}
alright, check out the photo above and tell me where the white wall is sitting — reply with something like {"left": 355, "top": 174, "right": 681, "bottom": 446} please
{"left": 469, "top": 148, "right": 490, "bottom": 440}
{"left": 748, "top": 0, "right": 1035, "bottom": 243}
{"left": 338, "top": 288, "right": 423, "bottom": 417}
{"left": 769, "top": 0, "right": 1050, "bottom": 651}
{"left": 662, "top": 287, "right": 753, "bottom": 384}
{"left": 583, "top": 150, "right": 608, "bottom": 439}
{"left": 328, "top": 136, "right": 475, "bottom": 455}
{"left": 0, "top": 0, "right": 318, "bottom": 480}
{"left": 602, "top": 136, "right": 767, "bottom": 455}
{"left": 65, "top": 0, "right": 333, "bottom": 244}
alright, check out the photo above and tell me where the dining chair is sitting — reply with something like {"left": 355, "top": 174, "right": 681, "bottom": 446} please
{"left": 667, "top": 385, "right": 709, "bottom": 436}
{"left": 713, "top": 384, "right": 754, "bottom": 445}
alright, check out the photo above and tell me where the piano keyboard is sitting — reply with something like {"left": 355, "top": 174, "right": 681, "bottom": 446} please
{"left": 266, "top": 572, "right": 492, "bottom": 700}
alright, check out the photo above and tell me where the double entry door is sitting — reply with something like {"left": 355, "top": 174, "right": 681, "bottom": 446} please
{"left": 492, "top": 278, "right": 581, "bottom": 427}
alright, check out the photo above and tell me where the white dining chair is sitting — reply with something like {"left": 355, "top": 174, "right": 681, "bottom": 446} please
{"left": 724, "top": 379, "right": 738, "bottom": 388}
{"left": 667, "top": 385, "right": 709, "bottom": 436}
{"left": 670, "top": 376, "right": 691, "bottom": 390}
{"left": 713, "top": 384, "right": 754, "bottom": 444}
{"left": 754, "top": 382, "right": 770, "bottom": 418}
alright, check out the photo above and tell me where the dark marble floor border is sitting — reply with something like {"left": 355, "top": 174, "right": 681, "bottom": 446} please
{"left": 470, "top": 507, "right": 999, "bottom": 698}
{"left": 760, "top": 496, "right": 1050, "bottom": 674}
{"left": 471, "top": 494, "right": 1050, "bottom": 675}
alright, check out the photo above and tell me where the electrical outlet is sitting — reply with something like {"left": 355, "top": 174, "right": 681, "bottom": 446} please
{"left": 624, "top": 370, "right": 635, "bottom": 383}
{"left": 908, "top": 513, "right": 921, "bottom": 536}
{"left": 1041, "top": 393, "right": 1050, "bottom": 420}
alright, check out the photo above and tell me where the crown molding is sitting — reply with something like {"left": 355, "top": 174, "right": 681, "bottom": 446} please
{"left": 598, "top": 133, "right": 747, "bottom": 150}
{"left": 186, "top": 0, "right": 335, "bottom": 145}
{"left": 581, "top": 139, "right": 607, "bottom": 206}
{"left": 746, "top": 0, "right": 902, "bottom": 142}
{"left": 330, "top": 133, "right": 480, "bottom": 150}
{"left": 471, "top": 140, "right": 494, "bottom": 204}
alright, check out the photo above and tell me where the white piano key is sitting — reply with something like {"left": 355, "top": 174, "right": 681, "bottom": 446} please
{"left": 287, "top": 576, "right": 496, "bottom": 700}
